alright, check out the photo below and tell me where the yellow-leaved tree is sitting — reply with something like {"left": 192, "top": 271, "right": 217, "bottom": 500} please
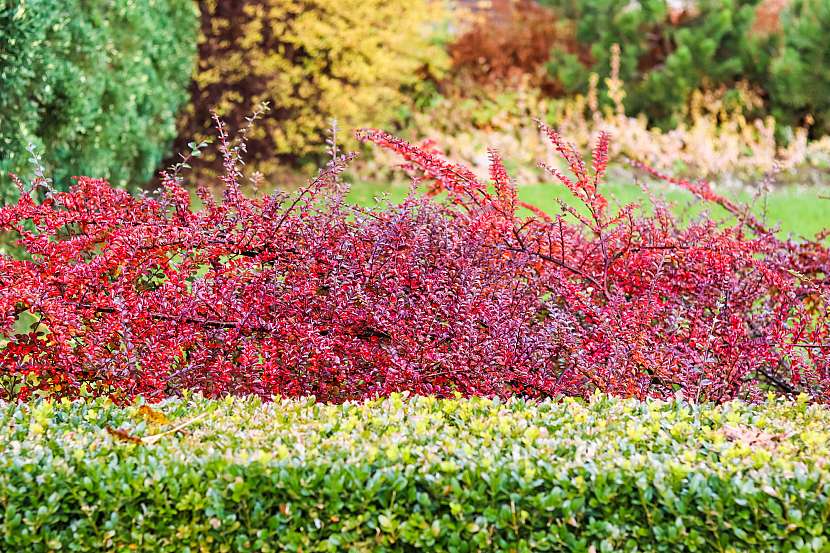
{"left": 178, "top": 0, "right": 449, "bottom": 178}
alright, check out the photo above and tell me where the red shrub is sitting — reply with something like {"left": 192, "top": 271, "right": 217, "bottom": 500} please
{"left": 1, "top": 122, "right": 828, "bottom": 403}
{"left": 447, "top": 0, "right": 583, "bottom": 93}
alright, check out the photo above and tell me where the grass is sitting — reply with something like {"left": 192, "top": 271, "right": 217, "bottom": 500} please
{"left": 346, "top": 172, "right": 830, "bottom": 239}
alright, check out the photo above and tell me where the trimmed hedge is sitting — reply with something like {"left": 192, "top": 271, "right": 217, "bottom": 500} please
{"left": 2, "top": 395, "right": 830, "bottom": 551}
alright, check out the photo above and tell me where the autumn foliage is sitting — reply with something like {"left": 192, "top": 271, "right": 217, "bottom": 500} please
{"left": 448, "top": 0, "right": 581, "bottom": 92}
{"left": 1, "top": 121, "right": 829, "bottom": 403}
{"left": 177, "top": 0, "right": 447, "bottom": 179}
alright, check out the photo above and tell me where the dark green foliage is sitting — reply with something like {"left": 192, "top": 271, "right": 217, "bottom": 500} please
{"left": 543, "top": 0, "right": 669, "bottom": 94}
{"left": 0, "top": 0, "right": 198, "bottom": 200}
{"left": 542, "top": 0, "right": 773, "bottom": 128}
{"left": 770, "top": 0, "right": 830, "bottom": 136}
{"left": 2, "top": 394, "right": 829, "bottom": 551}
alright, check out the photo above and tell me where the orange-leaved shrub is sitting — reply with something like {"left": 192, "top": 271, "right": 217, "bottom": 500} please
{"left": 447, "top": 0, "right": 584, "bottom": 94}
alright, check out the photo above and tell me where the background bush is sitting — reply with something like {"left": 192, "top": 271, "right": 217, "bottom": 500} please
{"left": 540, "top": 0, "right": 772, "bottom": 129}
{"left": 447, "top": 0, "right": 580, "bottom": 94}
{"left": 2, "top": 394, "right": 830, "bottom": 552}
{"left": 769, "top": 0, "right": 830, "bottom": 136}
{"left": 178, "top": 0, "right": 449, "bottom": 179}
{"left": 0, "top": 0, "right": 198, "bottom": 201}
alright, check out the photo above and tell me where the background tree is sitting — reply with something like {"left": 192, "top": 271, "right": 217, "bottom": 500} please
{"left": 769, "top": 0, "right": 830, "bottom": 136}
{"left": 541, "top": 0, "right": 774, "bottom": 128}
{"left": 0, "top": 0, "right": 199, "bottom": 200}
{"left": 177, "top": 0, "right": 449, "bottom": 180}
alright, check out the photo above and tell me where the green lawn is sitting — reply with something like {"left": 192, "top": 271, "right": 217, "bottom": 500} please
{"left": 346, "top": 176, "right": 830, "bottom": 240}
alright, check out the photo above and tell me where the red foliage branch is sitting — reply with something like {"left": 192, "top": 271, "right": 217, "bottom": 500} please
{"left": 1, "top": 122, "right": 828, "bottom": 403}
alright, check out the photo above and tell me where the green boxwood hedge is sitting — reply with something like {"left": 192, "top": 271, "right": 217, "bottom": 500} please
{"left": 1, "top": 394, "right": 829, "bottom": 552}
